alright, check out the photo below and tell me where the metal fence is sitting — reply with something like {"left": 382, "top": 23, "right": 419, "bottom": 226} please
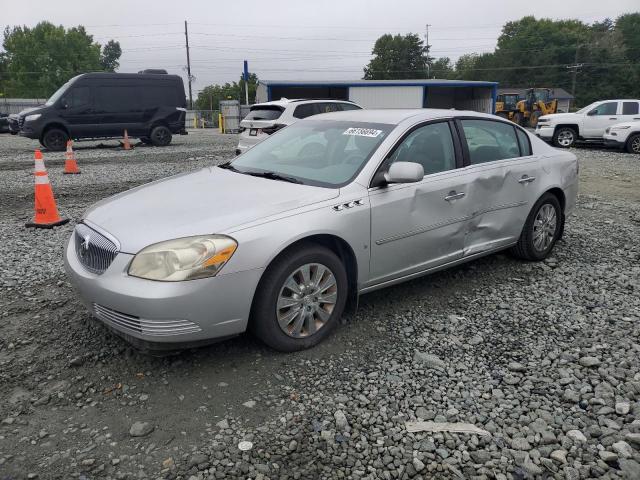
{"left": 186, "top": 110, "right": 220, "bottom": 129}
{"left": 0, "top": 98, "right": 46, "bottom": 115}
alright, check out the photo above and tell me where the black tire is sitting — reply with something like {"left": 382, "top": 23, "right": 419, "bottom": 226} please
{"left": 250, "top": 244, "right": 348, "bottom": 352}
{"left": 625, "top": 133, "right": 640, "bottom": 154}
{"left": 552, "top": 127, "right": 577, "bottom": 148}
{"left": 149, "top": 125, "right": 172, "bottom": 146}
{"left": 139, "top": 137, "right": 153, "bottom": 145}
{"left": 511, "top": 193, "right": 563, "bottom": 261}
{"left": 513, "top": 112, "right": 524, "bottom": 126}
{"left": 42, "top": 128, "right": 69, "bottom": 151}
{"left": 529, "top": 110, "right": 542, "bottom": 128}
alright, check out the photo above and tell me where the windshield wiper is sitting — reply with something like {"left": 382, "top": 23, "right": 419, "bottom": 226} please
{"left": 245, "top": 171, "right": 303, "bottom": 184}
{"left": 218, "top": 161, "right": 241, "bottom": 172}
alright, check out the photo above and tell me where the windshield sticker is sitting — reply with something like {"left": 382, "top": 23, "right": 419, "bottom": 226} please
{"left": 343, "top": 127, "right": 383, "bottom": 138}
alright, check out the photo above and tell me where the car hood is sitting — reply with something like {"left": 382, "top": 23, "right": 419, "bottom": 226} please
{"left": 84, "top": 166, "right": 339, "bottom": 253}
{"left": 539, "top": 112, "right": 577, "bottom": 122}
{"left": 18, "top": 106, "right": 44, "bottom": 118}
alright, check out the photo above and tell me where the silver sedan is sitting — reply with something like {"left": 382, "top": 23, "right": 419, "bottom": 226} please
{"left": 64, "top": 109, "right": 578, "bottom": 352}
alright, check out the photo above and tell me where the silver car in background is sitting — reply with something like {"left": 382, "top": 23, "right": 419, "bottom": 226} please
{"left": 64, "top": 109, "right": 578, "bottom": 352}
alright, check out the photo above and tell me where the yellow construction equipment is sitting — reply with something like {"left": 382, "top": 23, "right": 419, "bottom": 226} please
{"left": 513, "top": 88, "right": 558, "bottom": 128}
{"left": 495, "top": 92, "right": 521, "bottom": 120}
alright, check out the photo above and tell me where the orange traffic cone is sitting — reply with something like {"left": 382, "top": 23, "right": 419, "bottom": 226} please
{"left": 123, "top": 129, "right": 131, "bottom": 150}
{"left": 25, "top": 150, "right": 69, "bottom": 229}
{"left": 63, "top": 140, "right": 81, "bottom": 174}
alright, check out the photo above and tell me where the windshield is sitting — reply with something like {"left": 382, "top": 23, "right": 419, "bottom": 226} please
{"left": 575, "top": 102, "right": 598, "bottom": 114}
{"left": 45, "top": 80, "right": 72, "bottom": 106}
{"left": 229, "top": 120, "right": 393, "bottom": 187}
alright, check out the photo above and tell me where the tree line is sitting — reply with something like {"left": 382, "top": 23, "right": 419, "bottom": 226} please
{"left": 364, "top": 14, "right": 640, "bottom": 107}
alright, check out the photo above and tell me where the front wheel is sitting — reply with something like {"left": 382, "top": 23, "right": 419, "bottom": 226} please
{"left": 149, "top": 125, "right": 172, "bottom": 146}
{"left": 626, "top": 133, "right": 640, "bottom": 154}
{"left": 511, "top": 193, "right": 563, "bottom": 261}
{"left": 42, "top": 128, "right": 69, "bottom": 151}
{"left": 553, "top": 127, "right": 576, "bottom": 148}
{"left": 250, "top": 244, "right": 348, "bottom": 352}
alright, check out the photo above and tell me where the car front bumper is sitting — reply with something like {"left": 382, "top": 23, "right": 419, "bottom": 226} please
{"left": 602, "top": 134, "right": 625, "bottom": 149}
{"left": 535, "top": 124, "right": 554, "bottom": 140}
{"left": 64, "top": 233, "right": 264, "bottom": 349}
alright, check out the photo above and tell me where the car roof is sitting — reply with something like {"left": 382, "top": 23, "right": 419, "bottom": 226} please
{"left": 310, "top": 108, "right": 498, "bottom": 125}
{"left": 252, "top": 98, "right": 357, "bottom": 108}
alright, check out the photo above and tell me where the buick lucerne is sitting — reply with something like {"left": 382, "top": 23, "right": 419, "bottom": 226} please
{"left": 64, "top": 109, "right": 578, "bottom": 352}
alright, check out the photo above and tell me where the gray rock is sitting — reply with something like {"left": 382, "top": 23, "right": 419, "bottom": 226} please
{"left": 626, "top": 433, "right": 640, "bottom": 446}
{"left": 599, "top": 450, "right": 618, "bottom": 463}
{"left": 615, "top": 401, "right": 630, "bottom": 415}
{"left": 507, "top": 362, "right": 526, "bottom": 372}
{"left": 334, "top": 410, "right": 350, "bottom": 432}
{"left": 550, "top": 449, "right": 568, "bottom": 464}
{"left": 412, "top": 457, "right": 425, "bottom": 472}
{"left": 215, "top": 419, "right": 229, "bottom": 429}
{"left": 413, "top": 351, "right": 445, "bottom": 370}
{"left": 612, "top": 441, "right": 633, "bottom": 458}
{"left": 566, "top": 430, "right": 587, "bottom": 443}
{"left": 579, "top": 356, "right": 601, "bottom": 367}
{"left": 242, "top": 400, "right": 256, "bottom": 408}
{"left": 619, "top": 459, "right": 640, "bottom": 479}
{"left": 512, "top": 438, "right": 532, "bottom": 451}
{"left": 129, "top": 421, "right": 154, "bottom": 437}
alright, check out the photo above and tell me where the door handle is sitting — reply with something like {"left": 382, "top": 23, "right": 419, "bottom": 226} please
{"left": 634, "top": 117, "right": 640, "bottom": 120}
{"left": 609, "top": 117, "right": 618, "bottom": 120}
{"left": 518, "top": 175, "right": 536, "bottom": 184}
{"left": 444, "top": 191, "right": 465, "bottom": 201}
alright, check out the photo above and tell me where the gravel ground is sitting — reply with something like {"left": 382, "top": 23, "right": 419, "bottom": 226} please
{"left": 0, "top": 131, "right": 639, "bottom": 480}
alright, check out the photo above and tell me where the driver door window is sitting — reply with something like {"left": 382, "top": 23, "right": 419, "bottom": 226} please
{"left": 387, "top": 122, "right": 456, "bottom": 175}
{"left": 588, "top": 102, "right": 618, "bottom": 116}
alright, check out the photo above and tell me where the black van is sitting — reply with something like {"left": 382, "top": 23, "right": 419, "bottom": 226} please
{"left": 16, "top": 71, "right": 187, "bottom": 150}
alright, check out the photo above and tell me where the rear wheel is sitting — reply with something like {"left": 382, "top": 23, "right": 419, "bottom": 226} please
{"left": 511, "top": 193, "right": 563, "bottom": 261}
{"left": 250, "top": 244, "right": 348, "bottom": 352}
{"left": 42, "top": 128, "right": 69, "bottom": 151}
{"left": 552, "top": 127, "right": 576, "bottom": 148}
{"left": 149, "top": 125, "right": 172, "bottom": 146}
{"left": 626, "top": 133, "right": 640, "bottom": 154}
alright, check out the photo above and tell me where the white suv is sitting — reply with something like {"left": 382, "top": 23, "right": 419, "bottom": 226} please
{"left": 535, "top": 99, "right": 640, "bottom": 148}
{"left": 603, "top": 121, "right": 640, "bottom": 154}
{"left": 236, "top": 98, "right": 362, "bottom": 155}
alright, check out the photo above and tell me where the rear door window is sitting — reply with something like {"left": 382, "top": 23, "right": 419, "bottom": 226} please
{"left": 461, "top": 120, "right": 521, "bottom": 164}
{"left": 515, "top": 128, "right": 532, "bottom": 156}
{"left": 245, "top": 107, "right": 283, "bottom": 121}
{"left": 316, "top": 103, "right": 342, "bottom": 114}
{"left": 293, "top": 104, "right": 319, "bottom": 119}
{"left": 338, "top": 103, "right": 362, "bottom": 111}
{"left": 622, "top": 102, "right": 639, "bottom": 115}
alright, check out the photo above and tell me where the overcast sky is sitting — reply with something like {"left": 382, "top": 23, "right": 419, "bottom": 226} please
{"left": 4, "top": 0, "right": 639, "bottom": 96}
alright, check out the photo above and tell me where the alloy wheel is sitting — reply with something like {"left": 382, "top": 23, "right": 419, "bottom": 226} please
{"left": 533, "top": 204, "right": 557, "bottom": 252}
{"left": 276, "top": 263, "right": 337, "bottom": 338}
{"left": 557, "top": 130, "right": 574, "bottom": 147}
{"left": 631, "top": 136, "right": 640, "bottom": 154}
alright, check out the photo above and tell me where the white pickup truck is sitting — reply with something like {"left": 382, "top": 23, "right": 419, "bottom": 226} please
{"left": 535, "top": 99, "right": 640, "bottom": 148}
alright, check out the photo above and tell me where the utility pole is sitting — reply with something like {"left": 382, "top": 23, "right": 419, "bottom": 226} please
{"left": 566, "top": 44, "right": 584, "bottom": 99}
{"left": 184, "top": 20, "right": 193, "bottom": 109}
{"left": 424, "top": 24, "right": 432, "bottom": 79}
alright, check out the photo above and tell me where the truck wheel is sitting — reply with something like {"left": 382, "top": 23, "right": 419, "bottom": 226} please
{"left": 42, "top": 128, "right": 69, "bottom": 151}
{"left": 626, "top": 133, "right": 640, "bottom": 154}
{"left": 552, "top": 127, "right": 576, "bottom": 148}
{"left": 150, "top": 125, "right": 172, "bottom": 147}
{"left": 250, "top": 244, "right": 348, "bottom": 352}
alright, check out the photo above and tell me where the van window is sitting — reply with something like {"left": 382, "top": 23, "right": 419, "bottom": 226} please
{"left": 68, "top": 86, "right": 90, "bottom": 108}
{"left": 142, "top": 85, "right": 179, "bottom": 108}
{"left": 95, "top": 86, "right": 141, "bottom": 112}
{"left": 461, "top": 120, "right": 521, "bottom": 164}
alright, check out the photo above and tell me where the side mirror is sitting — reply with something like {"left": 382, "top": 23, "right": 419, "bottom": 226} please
{"left": 587, "top": 109, "right": 597, "bottom": 116}
{"left": 384, "top": 162, "right": 424, "bottom": 184}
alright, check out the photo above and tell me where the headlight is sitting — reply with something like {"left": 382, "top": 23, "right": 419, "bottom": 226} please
{"left": 25, "top": 114, "right": 42, "bottom": 122}
{"left": 612, "top": 125, "right": 631, "bottom": 130}
{"left": 128, "top": 235, "right": 237, "bottom": 281}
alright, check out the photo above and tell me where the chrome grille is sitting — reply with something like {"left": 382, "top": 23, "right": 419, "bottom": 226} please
{"left": 93, "top": 304, "right": 202, "bottom": 336}
{"left": 74, "top": 223, "right": 118, "bottom": 275}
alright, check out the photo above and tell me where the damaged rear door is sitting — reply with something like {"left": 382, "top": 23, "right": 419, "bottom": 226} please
{"left": 457, "top": 119, "right": 541, "bottom": 256}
